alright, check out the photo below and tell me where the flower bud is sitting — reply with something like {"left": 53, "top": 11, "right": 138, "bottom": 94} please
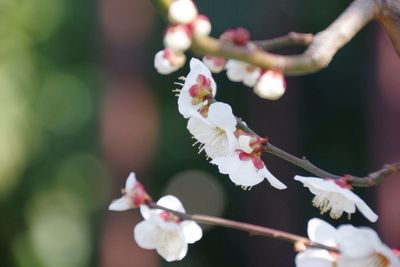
{"left": 192, "top": 15, "right": 211, "bottom": 37}
{"left": 154, "top": 48, "right": 186, "bottom": 75}
{"left": 168, "top": 0, "right": 198, "bottom": 24}
{"left": 164, "top": 25, "right": 192, "bottom": 52}
{"left": 253, "top": 70, "right": 286, "bottom": 100}
{"left": 202, "top": 55, "right": 225, "bottom": 73}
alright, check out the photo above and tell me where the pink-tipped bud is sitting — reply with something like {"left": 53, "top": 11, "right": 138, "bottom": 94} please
{"left": 168, "top": 0, "right": 198, "bottom": 24}
{"left": 154, "top": 48, "right": 186, "bottom": 75}
{"left": 233, "top": 27, "right": 250, "bottom": 46}
{"left": 253, "top": 70, "right": 286, "bottom": 100}
{"left": 164, "top": 25, "right": 192, "bottom": 52}
{"left": 192, "top": 15, "right": 211, "bottom": 37}
{"left": 202, "top": 55, "right": 225, "bottom": 73}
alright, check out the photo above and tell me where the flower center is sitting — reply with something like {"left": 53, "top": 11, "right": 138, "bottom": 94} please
{"left": 312, "top": 192, "right": 347, "bottom": 219}
{"left": 189, "top": 74, "right": 213, "bottom": 105}
{"left": 160, "top": 211, "right": 181, "bottom": 224}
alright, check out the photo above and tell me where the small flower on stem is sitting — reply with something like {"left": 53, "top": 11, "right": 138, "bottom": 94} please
{"left": 225, "top": 59, "right": 262, "bottom": 86}
{"left": 296, "top": 218, "right": 399, "bottom": 267}
{"left": 191, "top": 15, "right": 212, "bottom": 37}
{"left": 295, "top": 175, "right": 378, "bottom": 222}
{"left": 202, "top": 55, "right": 226, "bottom": 73}
{"left": 134, "top": 195, "right": 202, "bottom": 262}
{"left": 154, "top": 48, "right": 186, "bottom": 75}
{"left": 164, "top": 24, "right": 192, "bottom": 52}
{"left": 212, "top": 134, "right": 286, "bottom": 189}
{"left": 177, "top": 58, "right": 217, "bottom": 118}
{"left": 168, "top": 0, "right": 198, "bottom": 25}
{"left": 187, "top": 102, "right": 238, "bottom": 159}
{"left": 253, "top": 70, "right": 286, "bottom": 100}
{"left": 108, "top": 172, "right": 151, "bottom": 211}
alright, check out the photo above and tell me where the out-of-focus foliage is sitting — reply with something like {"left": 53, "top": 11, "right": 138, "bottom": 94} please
{"left": 0, "top": 0, "right": 110, "bottom": 266}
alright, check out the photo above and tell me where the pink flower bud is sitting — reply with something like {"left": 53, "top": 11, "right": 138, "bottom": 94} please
{"left": 154, "top": 48, "right": 186, "bottom": 75}
{"left": 168, "top": 0, "right": 198, "bottom": 24}
{"left": 164, "top": 25, "right": 192, "bottom": 52}
{"left": 253, "top": 70, "right": 286, "bottom": 100}
{"left": 191, "top": 15, "right": 211, "bottom": 37}
{"left": 202, "top": 55, "right": 225, "bottom": 73}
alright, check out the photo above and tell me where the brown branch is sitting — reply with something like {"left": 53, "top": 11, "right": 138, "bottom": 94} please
{"left": 375, "top": 0, "right": 400, "bottom": 55}
{"left": 253, "top": 32, "right": 314, "bottom": 51}
{"left": 152, "top": 0, "right": 379, "bottom": 75}
{"left": 147, "top": 202, "right": 340, "bottom": 253}
{"left": 347, "top": 162, "right": 400, "bottom": 187}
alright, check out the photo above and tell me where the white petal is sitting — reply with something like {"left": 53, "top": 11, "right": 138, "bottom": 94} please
{"left": 186, "top": 58, "right": 216, "bottom": 94}
{"left": 238, "top": 135, "right": 253, "bottom": 154}
{"left": 307, "top": 218, "right": 337, "bottom": 246}
{"left": 229, "top": 160, "right": 264, "bottom": 187}
{"left": 225, "top": 60, "right": 247, "bottom": 82}
{"left": 295, "top": 249, "right": 335, "bottom": 267}
{"left": 207, "top": 102, "right": 237, "bottom": 132}
{"left": 243, "top": 68, "right": 261, "bottom": 87}
{"left": 168, "top": 0, "right": 198, "bottom": 24}
{"left": 125, "top": 172, "right": 137, "bottom": 192}
{"left": 164, "top": 25, "right": 192, "bottom": 52}
{"left": 181, "top": 220, "right": 203, "bottom": 244}
{"left": 157, "top": 195, "right": 186, "bottom": 213}
{"left": 339, "top": 189, "right": 378, "bottom": 223}
{"left": 133, "top": 221, "right": 158, "bottom": 249}
{"left": 108, "top": 197, "right": 132, "bottom": 211}
{"left": 156, "top": 231, "right": 188, "bottom": 262}
{"left": 259, "top": 167, "right": 287, "bottom": 190}
{"left": 187, "top": 116, "right": 213, "bottom": 142}
{"left": 192, "top": 16, "right": 211, "bottom": 37}
{"left": 177, "top": 90, "right": 204, "bottom": 119}
{"left": 211, "top": 155, "right": 241, "bottom": 174}
{"left": 336, "top": 225, "right": 376, "bottom": 258}
{"left": 140, "top": 204, "right": 152, "bottom": 220}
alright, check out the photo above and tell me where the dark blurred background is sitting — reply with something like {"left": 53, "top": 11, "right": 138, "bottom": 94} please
{"left": 0, "top": 0, "right": 399, "bottom": 266}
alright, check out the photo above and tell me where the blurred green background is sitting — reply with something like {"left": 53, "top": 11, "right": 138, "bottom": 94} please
{"left": 0, "top": 0, "right": 399, "bottom": 266}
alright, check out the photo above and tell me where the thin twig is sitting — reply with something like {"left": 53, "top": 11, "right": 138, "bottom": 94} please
{"left": 253, "top": 32, "right": 314, "bottom": 51}
{"left": 147, "top": 202, "right": 340, "bottom": 253}
{"left": 152, "top": 0, "right": 379, "bottom": 75}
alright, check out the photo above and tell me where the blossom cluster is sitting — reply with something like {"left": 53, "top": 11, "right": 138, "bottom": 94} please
{"left": 178, "top": 58, "right": 287, "bottom": 190}
{"left": 203, "top": 28, "right": 287, "bottom": 100}
{"left": 153, "top": 1, "right": 286, "bottom": 100}
{"left": 109, "top": 172, "right": 202, "bottom": 262}
{"left": 177, "top": 58, "right": 378, "bottom": 223}
{"left": 154, "top": 0, "right": 211, "bottom": 74}
{"left": 296, "top": 218, "right": 399, "bottom": 267}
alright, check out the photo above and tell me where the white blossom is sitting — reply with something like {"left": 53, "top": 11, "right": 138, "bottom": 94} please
{"left": 187, "top": 102, "right": 238, "bottom": 159}
{"left": 295, "top": 175, "right": 378, "bottom": 222}
{"left": 168, "top": 0, "right": 198, "bottom": 24}
{"left": 211, "top": 151, "right": 287, "bottom": 189}
{"left": 177, "top": 58, "right": 217, "bottom": 118}
{"left": 253, "top": 70, "right": 286, "bottom": 100}
{"left": 296, "top": 218, "right": 400, "bottom": 267}
{"left": 202, "top": 55, "right": 225, "bottom": 73}
{"left": 109, "top": 172, "right": 150, "bottom": 211}
{"left": 225, "top": 59, "right": 261, "bottom": 86}
{"left": 164, "top": 25, "right": 192, "bottom": 52}
{"left": 154, "top": 49, "right": 186, "bottom": 75}
{"left": 192, "top": 15, "right": 212, "bottom": 37}
{"left": 134, "top": 195, "right": 202, "bottom": 262}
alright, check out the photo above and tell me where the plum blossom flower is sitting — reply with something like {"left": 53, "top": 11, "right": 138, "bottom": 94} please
{"left": 164, "top": 24, "right": 192, "bottom": 52}
{"left": 202, "top": 55, "right": 226, "bottom": 73}
{"left": 154, "top": 48, "right": 186, "bottom": 75}
{"left": 296, "top": 218, "right": 399, "bottom": 267}
{"left": 177, "top": 58, "right": 217, "bottom": 118}
{"left": 211, "top": 134, "right": 286, "bottom": 189}
{"left": 253, "top": 70, "right": 286, "bottom": 100}
{"left": 294, "top": 175, "right": 378, "bottom": 222}
{"left": 225, "top": 59, "right": 262, "bottom": 87}
{"left": 168, "top": 0, "right": 198, "bottom": 25}
{"left": 134, "top": 195, "right": 202, "bottom": 262}
{"left": 109, "top": 172, "right": 151, "bottom": 211}
{"left": 187, "top": 102, "right": 238, "bottom": 159}
{"left": 192, "top": 15, "right": 212, "bottom": 37}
